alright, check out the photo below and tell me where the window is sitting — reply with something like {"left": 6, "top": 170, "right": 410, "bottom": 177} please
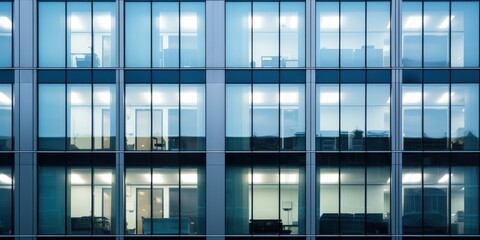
{"left": 402, "top": 70, "right": 479, "bottom": 151}
{"left": 125, "top": 70, "right": 205, "bottom": 151}
{"left": 401, "top": 1, "right": 479, "bottom": 67}
{"left": 0, "top": 70, "right": 13, "bottom": 151}
{"left": 316, "top": 70, "right": 391, "bottom": 151}
{"left": 0, "top": 153, "right": 13, "bottom": 235}
{"left": 316, "top": 153, "right": 390, "bottom": 235}
{"left": 38, "top": 0, "right": 117, "bottom": 68}
{"left": 124, "top": 153, "right": 206, "bottom": 235}
{"left": 226, "top": 153, "right": 306, "bottom": 235}
{"left": 226, "top": 70, "right": 306, "bottom": 151}
{"left": 38, "top": 153, "right": 116, "bottom": 235}
{"left": 125, "top": 0, "right": 205, "bottom": 68}
{"left": 226, "top": 0, "right": 305, "bottom": 68}
{"left": 403, "top": 153, "right": 479, "bottom": 235}
{"left": 38, "top": 70, "right": 117, "bottom": 151}
{"left": 316, "top": 0, "right": 390, "bottom": 68}
{"left": 0, "top": 0, "right": 12, "bottom": 67}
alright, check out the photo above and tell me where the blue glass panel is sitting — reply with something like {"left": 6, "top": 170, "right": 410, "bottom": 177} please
{"left": 39, "top": 84, "right": 66, "bottom": 150}
{"left": 340, "top": 2, "right": 365, "bottom": 67}
{"left": 226, "top": 2, "right": 251, "bottom": 67}
{"left": 39, "top": 2, "right": 66, "bottom": 67}
{"left": 125, "top": 2, "right": 151, "bottom": 67}
{"left": 0, "top": 2, "right": 12, "bottom": 67}
{"left": 402, "top": 2, "right": 422, "bottom": 67}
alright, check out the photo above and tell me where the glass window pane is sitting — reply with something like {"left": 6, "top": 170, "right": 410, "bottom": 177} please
{"left": 341, "top": 84, "right": 365, "bottom": 151}
{"left": 0, "top": 2, "right": 12, "bottom": 67}
{"left": 180, "top": 84, "right": 205, "bottom": 150}
{"left": 0, "top": 84, "right": 12, "bottom": 151}
{"left": 280, "top": 164, "right": 305, "bottom": 234}
{"left": 451, "top": 2, "right": 479, "bottom": 67}
{"left": 317, "top": 84, "right": 339, "bottom": 151}
{"left": 181, "top": 166, "right": 205, "bottom": 235}
{"left": 341, "top": 2, "right": 365, "bottom": 67}
{"left": 226, "top": 84, "right": 251, "bottom": 151}
{"left": 225, "top": 161, "right": 250, "bottom": 234}
{"left": 253, "top": 2, "right": 279, "bottom": 68}
{"left": 125, "top": 2, "right": 151, "bottom": 67}
{"left": 424, "top": 84, "right": 449, "bottom": 150}
{"left": 367, "top": 84, "right": 390, "bottom": 150}
{"left": 39, "top": 2, "right": 66, "bottom": 67}
{"left": 153, "top": 2, "right": 179, "bottom": 68}
{"left": 423, "top": 158, "right": 449, "bottom": 234}
{"left": 367, "top": 2, "right": 390, "bottom": 67}
{"left": 280, "top": 84, "right": 305, "bottom": 150}
{"left": 318, "top": 158, "right": 339, "bottom": 234}
{"left": 125, "top": 168, "right": 151, "bottom": 234}
{"left": 39, "top": 166, "right": 66, "bottom": 234}
{"left": 93, "top": 84, "right": 116, "bottom": 150}
{"left": 67, "top": 168, "right": 92, "bottom": 234}
{"left": 39, "top": 84, "right": 66, "bottom": 150}
{"left": 93, "top": 1, "right": 117, "bottom": 68}
{"left": 316, "top": 2, "right": 339, "bottom": 67}
{"left": 180, "top": 2, "right": 205, "bottom": 68}
{"left": 0, "top": 165, "right": 12, "bottom": 234}
{"left": 366, "top": 155, "right": 390, "bottom": 235}
{"left": 153, "top": 84, "right": 180, "bottom": 151}
{"left": 67, "top": 84, "right": 92, "bottom": 150}
{"left": 253, "top": 84, "right": 279, "bottom": 150}
{"left": 280, "top": 2, "right": 305, "bottom": 68}
{"left": 424, "top": 2, "right": 449, "bottom": 67}
{"left": 226, "top": 2, "right": 251, "bottom": 68}
{"left": 402, "top": 2, "right": 422, "bottom": 67}
{"left": 125, "top": 84, "right": 151, "bottom": 151}
{"left": 403, "top": 84, "right": 422, "bottom": 150}
{"left": 152, "top": 167, "right": 179, "bottom": 234}
{"left": 402, "top": 161, "right": 422, "bottom": 234}
{"left": 340, "top": 156, "right": 365, "bottom": 234}
{"left": 67, "top": 2, "right": 92, "bottom": 68}
{"left": 252, "top": 167, "right": 279, "bottom": 220}
{"left": 93, "top": 167, "right": 115, "bottom": 234}
{"left": 451, "top": 84, "right": 479, "bottom": 151}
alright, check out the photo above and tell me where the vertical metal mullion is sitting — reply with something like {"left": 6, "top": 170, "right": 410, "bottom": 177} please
{"left": 91, "top": 0, "right": 94, "bottom": 68}
{"left": 91, "top": 78, "right": 94, "bottom": 151}
{"left": 339, "top": 82, "right": 342, "bottom": 151}
{"left": 421, "top": 154, "right": 424, "bottom": 233}
{"left": 278, "top": 155, "right": 281, "bottom": 234}
{"left": 179, "top": 1, "right": 182, "bottom": 67}
{"left": 364, "top": 77, "right": 367, "bottom": 151}
{"left": 365, "top": 1, "right": 367, "bottom": 68}
{"left": 421, "top": 1, "right": 424, "bottom": 68}
{"left": 91, "top": 166, "right": 94, "bottom": 235}
{"left": 278, "top": 81, "right": 281, "bottom": 151}
{"left": 448, "top": 154, "right": 452, "bottom": 234}
{"left": 179, "top": 81, "right": 181, "bottom": 151}
{"left": 278, "top": 0, "right": 281, "bottom": 68}
{"left": 178, "top": 157, "right": 182, "bottom": 234}
{"left": 448, "top": 0, "right": 451, "bottom": 68}
{"left": 448, "top": 74, "right": 452, "bottom": 151}
{"left": 150, "top": 75, "right": 153, "bottom": 151}
{"left": 150, "top": 162, "right": 153, "bottom": 236}
{"left": 421, "top": 72, "right": 424, "bottom": 151}
{"left": 364, "top": 155, "right": 367, "bottom": 235}
{"left": 251, "top": 1, "right": 254, "bottom": 68}
{"left": 151, "top": 0, "right": 153, "bottom": 68}
{"left": 65, "top": 165, "right": 68, "bottom": 234}
{"left": 339, "top": 1, "right": 341, "bottom": 68}
{"left": 65, "top": 1, "right": 67, "bottom": 69}
{"left": 338, "top": 154, "right": 341, "bottom": 233}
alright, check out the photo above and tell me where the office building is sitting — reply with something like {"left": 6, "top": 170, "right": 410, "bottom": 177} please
{"left": 0, "top": 0, "right": 479, "bottom": 239}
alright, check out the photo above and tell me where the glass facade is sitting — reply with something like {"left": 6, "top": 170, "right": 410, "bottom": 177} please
{"left": 124, "top": 153, "right": 206, "bottom": 235}
{"left": 0, "top": 71, "right": 13, "bottom": 151}
{"left": 0, "top": 153, "right": 13, "bottom": 235}
{"left": 0, "top": 0, "right": 12, "bottom": 67}
{"left": 125, "top": 0, "right": 205, "bottom": 68}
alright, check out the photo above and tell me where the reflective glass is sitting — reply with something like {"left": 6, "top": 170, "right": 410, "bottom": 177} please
{"left": 125, "top": 168, "right": 151, "bottom": 234}
{"left": 93, "top": 167, "right": 115, "bottom": 234}
{"left": 367, "top": 84, "right": 390, "bottom": 150}
{"left": 93, "top": 84, "right": 116, "bottom": 150}
{"left": 67, "top": 84, "right": 92, "bottom": 150}
{"left": 180, "top": 2, "right": 205, "bottom": 68}
{"left": 0, "top": 164, "right": 12, "bottom": 235}
{"left": 451, "top": 2, "right": 479, "bottom": 67}
{"left": 93, "top": 1, "right": 117, "bottom": 67}
{"left": 253, "top": 2, "right": 279, "bottom": 68}
{"left": 152, "top": 167, "right": 179, "bottom": 234}
{"left": 316, "top": 2, "right": 339, "bottom": 67}
{"left": 0, "top": 84, "right": 12, "bottom": 151}
{"left": 226, "top": 2, "right": 251, "bottom": 68}
{"left": 318, "top": 157, "right": 339, "bottom": 234}
{"left": 0, "top": 2, "right": 12, "bottom": 67}
{"left": 340, "top": 156, "right": 365, "bottom": 234}
{"left": 280, "top": 2, "right": 305, "bottom": 68}
{"left": 424, "top": 2, "right": 449, "bottom": 67}
{"left": 39, "top": 166, "right": 66, "bottom": 234}
{"left": 39, "top": 84, "right": 66, "bottom": 150}
{"left": 340, "top": 84, "right": 365, "bottom": 151}
{"left": 280, "top": 163, "right": 305, "bottom": 234}
{"left": 125, "top": 84, "right": 151, "bottom": 150}
{"left": 424, "top": 84, "right": 449, "bottom": 150}
{"left": 280, "top": 84, "right": 305, "bottom": 150}
{"left": 366, "top": 155, "right": 390, "bottom": 235}
{"left": 316, "top": 84, "right": 339, "bottom": 151}
{"left": 226, "top": 84, "right": 251, "bottom": 150}
{"left": 67, "top": 2, "right": 92, "bottom": 68}
{"left": 451, "top": 84, "right": 479, "bottom": 150}
{"left": 180, "top": 84, "right": 205, "bottom": 150}
{"left": 67, "top": 168, "right": 92, "bottom": 234}
{"left": 340, "top": 2, "right": 365, "bottom": 67}
{"left": 402, "top": 84, "right": 422, "bottom": 150}
{"left": 402, "top": 2, "right": 422, "bottom": 67}
{"left": 252, "top": 166, "right": 279, "bottom": 219}
{"left": 152, "top": 84, "right": 180, "bottom": 151}
{"left": 153, "top": 2, "right": 180, "bottom": 68}
{"left": 367, "top": 2, "right": 390, "bottom": 67}
{"left": 423, "top": 157, "right": 449, "bottom": 234}
{"left": 125, "top": 2, "right": 151, "bottom": 67}
{"left": 180, "top": 166, "right": 206, "bottom": 235}
{"left": 39, "top": 2, "right": 66, "bottom": 67}
{"left": 225, "top": 159, "right": 250, "bottom": 234}
{"left": 402, "top": 161, "right": 422, "bottom": 234}
{"left": 252, "top": 84, "right": 279, "bottom": 150}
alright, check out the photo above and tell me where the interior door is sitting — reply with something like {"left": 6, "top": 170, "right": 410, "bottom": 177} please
{"left": 135, "top": 109, "right": 151, "bottom": 150}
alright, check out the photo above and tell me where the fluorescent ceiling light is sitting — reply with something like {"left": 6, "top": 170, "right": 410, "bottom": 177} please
{"left": 320, "top": 16, "right": 340, "bottom": 29}
{"left": 95, "top": 91, "right": 111, "bottom": 105}
{"left": 437, "top": 92, "right": 454, "bottom": 104}
{"left": 403, "top": 173, "right": 421, "bottom": 183}
{"left": 280, "top": 16, "right": 298, "bottom": 29}
{"left": 71, "top": 173, "right": 85, "bottom": 184}
{"left": 181, "top": 91, "right": 198, "bottom": 105}
{"left": 70, "top": 92, "right": 86, "bottom": 105}
{"left": 156, "top": 197, "right": 162, "bottom": 203}
{"left": 0, "top": 174, "right": 12, "bottom": 184}
{"left": 280, "top": 173, "right": 298, "bottom": 184}
{"left": 0, "top": 92, "right": 12, "bottom": 105}
{"left": 403, "top": 92, "right": 421, "bottom": 104}
{"left": 438, "top": 173, "right": 449, "bottom": 183}
{"left": 439, "top": 16, "right": 454, "bottom": 29}
{"left": 404, "top": 16, "right": 423, "bottom": 29}
{"left": 181, "top": 173, "right": 198, "bottom": 184}
{"left": 99, "top": 173, "right": 112, "bottom": 184}
{"left": 461, "top": 187, "right": 465, "bottom": 191}
{"left": 70, "top": 15, "right": 86, "bottom": 32}
{"left": 387, "top": 177, "right": 390, "bottom": 183}
{"left": 153, "top": 174, "right": 164, "bottom": 184}
{"left": 280, "top": 91, "right": 299, "bottom": 105}
{"left": 0, "top": 16, "right": 12, "bottom": 30}
{"left": 94, "top": 14, "right": 112, "bottom": 32}
{"left": 248, "top": 16, "right": 263, "bottom": 29}
{"left": 320, "top": 92, "right": 339, "bottom": 104}
{"left": 181, "top": 15, "right": 197, "bottom": 31}
{"left": 248, "top": 173, "right": 263, "bottom": 184}
{"left": 320, "top": 173, "right": 338, "bottom": 184}
{"left": 387, "top": 21, "right": 390, "bottom": 29}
